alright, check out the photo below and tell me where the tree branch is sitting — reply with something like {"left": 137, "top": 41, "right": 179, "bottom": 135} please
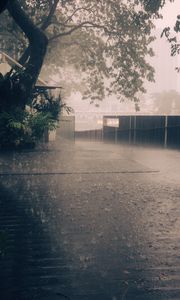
{"left": 5, "top": 0, "right": 48, "bottom": 107}
{"left": 64, "top": 5, "right": 95, "bottom": 24}
{"left": 19, "top": 0, "right": 59, "bottom": 66}
{"left": 41, "top": 0, "right": 59, "bottom": 30}
{"left": 49, "top": 21, "right": 117, "bottom": 41}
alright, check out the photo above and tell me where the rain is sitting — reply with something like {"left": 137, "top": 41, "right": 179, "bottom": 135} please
{"left": 0, "top": 1, "right": 180, "bottom": 300}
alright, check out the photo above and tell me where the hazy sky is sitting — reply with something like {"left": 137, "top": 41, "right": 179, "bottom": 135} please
{"left": 155, "top": 0, "right": 179, "bottom": 28}
{"left": 149, "top": 0, "right": 180, "bottom": 95}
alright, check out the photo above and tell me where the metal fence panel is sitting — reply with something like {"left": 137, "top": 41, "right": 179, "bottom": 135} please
{"left": 103, "top": 115, "right": 180, "bottom": 149}
{"left": 167, "top": 116, "right": 180, "bottom": 147}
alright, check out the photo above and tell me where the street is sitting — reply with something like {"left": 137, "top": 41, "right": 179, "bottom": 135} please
{"left": 0, "top": 140, "right": 180, "bottom": 300}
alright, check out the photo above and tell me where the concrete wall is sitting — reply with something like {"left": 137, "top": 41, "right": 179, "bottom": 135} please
{"left": 56, "top": 115, "right": 75, "bottom": 142}
{"left": 47, "top": 116, "right": 75, "bottom": 143}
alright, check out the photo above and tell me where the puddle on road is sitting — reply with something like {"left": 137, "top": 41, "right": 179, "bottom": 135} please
{"left": 0, "top": 141, "right": 179, "bottom": 300}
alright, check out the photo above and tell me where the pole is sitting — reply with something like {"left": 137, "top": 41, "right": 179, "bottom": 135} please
{"left": 129, "top": 116, "right": 132, "bottom": 144}
{"left": 133, "top": 116, "right": 136, "bottom": 145}
{"left": 164, "top": 115, "right": 168, "bottom": 148}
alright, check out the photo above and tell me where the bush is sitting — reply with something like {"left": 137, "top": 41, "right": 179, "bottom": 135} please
{"left": 0, "top": 88, "right": 74, "bottom": 149}
{"left": 0, "top": 107, "right": 58, "bottom": 149}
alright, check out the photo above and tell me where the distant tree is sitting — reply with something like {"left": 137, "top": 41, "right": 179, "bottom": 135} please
{"left": 151, "top": 90, "right": 180, "bottom": 114}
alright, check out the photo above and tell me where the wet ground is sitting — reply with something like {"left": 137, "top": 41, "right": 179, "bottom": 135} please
{"left": 0, "top": 140, "right": 180, "bottom": 300}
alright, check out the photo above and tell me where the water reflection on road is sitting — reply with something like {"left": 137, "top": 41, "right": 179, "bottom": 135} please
{"left": 0, "top": 141, "right": 180, "bottom": 300}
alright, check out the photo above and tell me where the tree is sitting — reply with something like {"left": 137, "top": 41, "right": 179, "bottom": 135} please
{"left": 41, "top": 0, "right": 157, "bottom": 104}
{"left": 0, "top": 0, "right": 59, "bottom": 148}
{"left": 151, "top": 90, "right": 180, "bottom": 114}
{"left": 141, "top": 0, "right": 174, "bottom": 13}
{"left": 161, "top": 14, "right": 180, "bottom": 58}
{"left": 0, "top": 0, "right": 170, "bottom": 147}
{"left": 0, "top": 0, "right": 48, "bottom": 110}
{"left": 1, "top": 1, "right": 158, "bottom": 104}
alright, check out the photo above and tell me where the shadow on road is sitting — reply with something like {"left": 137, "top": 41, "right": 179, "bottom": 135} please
{"left": 0, "top": 180, "right": 71, "bottom": 300}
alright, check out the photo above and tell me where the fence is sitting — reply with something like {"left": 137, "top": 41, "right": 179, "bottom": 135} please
{"left": 103, "top": 115, "right": 180, "bottom": 148}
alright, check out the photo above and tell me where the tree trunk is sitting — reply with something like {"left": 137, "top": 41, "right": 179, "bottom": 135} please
{"left": 0, "top": 0, "right": 48, "bottom": 110}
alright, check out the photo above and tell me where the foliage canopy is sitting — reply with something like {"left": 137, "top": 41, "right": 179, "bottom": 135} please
{"left": 0, "top": 0, "right": 161, "bottom": 105}
{"left": 0, "top": 0, "right": 177, "bottom": 148}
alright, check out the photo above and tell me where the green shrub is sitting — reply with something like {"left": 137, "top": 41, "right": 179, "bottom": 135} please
{"left": 0, "top": 89, "right": 73, "bottom": 149}
{"left": 0, "top": 107, "right": 58, "bottom": 149}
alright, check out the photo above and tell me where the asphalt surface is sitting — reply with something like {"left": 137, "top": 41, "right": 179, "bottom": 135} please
{"left": 0, "top": 140, "right": 180, "bottom": 300}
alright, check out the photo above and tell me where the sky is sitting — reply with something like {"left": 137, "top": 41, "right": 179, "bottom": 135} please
{"left": 147, "top": 0, "right": 180, "bottom": 95}
{"left": 155, "top": 0, "right": 180, "bottom": 29}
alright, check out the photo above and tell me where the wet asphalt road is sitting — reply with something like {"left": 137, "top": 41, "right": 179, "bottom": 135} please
{"left": 0, "top": 140, "right": 180, "bottom": 300}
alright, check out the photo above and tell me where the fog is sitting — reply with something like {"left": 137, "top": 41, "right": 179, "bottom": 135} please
{"left": 1, "top": 2, "right": 180, "bottom": 300}
{"left": 53, "top": 0, "right": 180, "bottom": 131}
